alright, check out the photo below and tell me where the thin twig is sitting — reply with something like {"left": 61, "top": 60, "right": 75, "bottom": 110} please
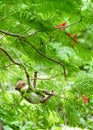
{"left": 27, "top": 30, "right": 40, "bottom": 37}
{"left": 31, "top": 75, "right": 56, "bottom": 80}
{"left": 33, "top": 71, "right": 38, "bottom": 88}
{"left": 31, "top": 77, "right": 54, "bottom": 80}
{"left": 63, "top": 108, "right": 67, "bottom": 125}
{"left": 56, "top": 17, "right": 83, "bottom": 29}
{"left": 5, "top": 63, "right": 15, "bottom": 67}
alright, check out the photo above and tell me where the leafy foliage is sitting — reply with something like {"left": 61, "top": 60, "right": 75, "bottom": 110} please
{"left": 0, "top": 0, "right": 93, "bottom": 129}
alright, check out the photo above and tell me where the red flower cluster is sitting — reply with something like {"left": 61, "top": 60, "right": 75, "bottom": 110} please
{"left": 55, "top": 22, "right": 78, "bottom": 47}
{"left": 83, "top": 94, "right": 88, "bottom": 104}
{"left": 56, "top": 22, "right": 66, "bottom": 30}
{"left": 73, "top": 33, "right": 77, "bottom": 43}
{"left": 67, "top": 32, "right": 71, "bottom": 37}
{"left": 68, "top": 32, "right": 77, "bottom": 47}
{"left": 67, "top": 32, "right": 77, "bottom": 42}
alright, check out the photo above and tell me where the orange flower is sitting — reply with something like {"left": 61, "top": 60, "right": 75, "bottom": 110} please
{"left": 67, "top": 32, "right": 71, "bottom": 37}
{"left": 74, "top": 39, "right": 77, "bottom": 43}
{"left": 55, "top": 22, "right": 66, "bottom": 30}
{"left": 55, "top": 25, "right": 61, "bottom": 29}
{"left": 61, "top": 22, "right": 66, "bottom": 30}
{"left": 73, "top": 33, "right": 77, "bottom": 38}
{"left": 83, "top": 94, "right": 88, "bottom": 104}
{"left": 61, "top": 22, "right": 66, "bottom": 26}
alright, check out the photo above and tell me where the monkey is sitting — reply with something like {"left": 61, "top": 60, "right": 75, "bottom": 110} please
{"left": 15, "top": 80, "right": 56, "bottom": 104}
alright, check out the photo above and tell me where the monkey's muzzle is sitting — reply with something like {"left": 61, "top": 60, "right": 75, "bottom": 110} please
{"left": 15, "top": 87, "right": 20, "bottom": 91}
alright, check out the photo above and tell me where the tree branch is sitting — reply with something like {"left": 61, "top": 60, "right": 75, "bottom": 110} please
{"left": 0, "top": 29, "right": 66, "bottom": 76}
{"left": 0, "top": 46, "right": 31, "bottom": 86}
{"left": 0, "top": 30, "right": 24, "bottom": 38}
{"left": 0, "top": 29, "right": 39, "bottom": 38}
{"left": 0, "top": 47, "right": 20, "bottom": 65}
{"left": 23, "top": 67, "right": 31, "bottom": 86}
{"left": 23, "top": 39, "right": 66, "bottom": 77}
{"left": 33, "top": 71, "right": 38, "bottom": 88}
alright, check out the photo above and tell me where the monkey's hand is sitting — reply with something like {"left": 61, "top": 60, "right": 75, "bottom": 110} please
{"left": 43, "top": 90, "right": 56, "bottom": 96}
{"left": 50, "top": 90, "right": 56, "bottom": 96}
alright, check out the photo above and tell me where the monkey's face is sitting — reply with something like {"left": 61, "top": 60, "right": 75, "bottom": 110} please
{"left": 15, "top": 81, "right": 26, "bottom": 91}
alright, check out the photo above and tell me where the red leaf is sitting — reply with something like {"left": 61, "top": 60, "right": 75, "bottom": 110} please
{"left": 61, "top": 22, "right": 66, "bottom": 30}
{"left": 83, "top": 94, "right": 88, "bottom": 104}
{"left": 67, "top": 32, "right": 71, "bottom": 37}
{"left": 55, "top": 25, "right": 61, "bottom": 29}
{"left": 61, "top": 22, "right": 66, "bottom": 26}
{"left": 73, "top": 33, "right": 77, "bottom": 37}
{"left": 74, "top": 39, "right": 77, "bottom": 42}
{"left": 56, "top": 22, "right": 66, "bottom": 30}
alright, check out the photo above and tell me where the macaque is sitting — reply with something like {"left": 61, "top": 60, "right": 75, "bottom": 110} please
{"left": 15, "top": 80, "right": 56, "bottom": 104}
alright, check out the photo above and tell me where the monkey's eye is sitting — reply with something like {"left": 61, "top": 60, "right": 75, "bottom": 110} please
{"left": 15, "top": 87, "right": 18, "bottom": 90}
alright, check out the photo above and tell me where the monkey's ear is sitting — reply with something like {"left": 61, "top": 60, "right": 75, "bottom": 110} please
{"left": 21, "top": 81, "right": 26, "bottom": 86}
{"left": 15, "top": 81, "right": 26, "bottom": 90}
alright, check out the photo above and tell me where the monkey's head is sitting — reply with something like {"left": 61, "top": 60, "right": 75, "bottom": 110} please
{"left": 15, "top": 80, "right": 26, "bottom": 91}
